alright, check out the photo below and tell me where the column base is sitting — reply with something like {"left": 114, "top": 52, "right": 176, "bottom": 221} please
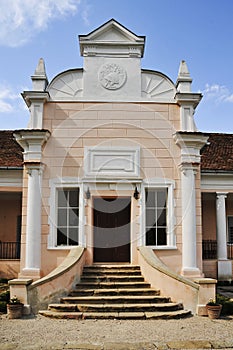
{"left": 218, "top": 260, "right": 232, "bottom": 282}
{"left": 181, "top": 267, "right": 203, "bottom": 278}
{"left": 19, "top": 268, "right": 41, "bottom": 281}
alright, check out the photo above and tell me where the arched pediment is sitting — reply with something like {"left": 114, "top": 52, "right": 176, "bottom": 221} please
{"left": 47, "top": 69, "right": 83, "bottom": 100}
{"left": 47, "top": 68, "right": 177, "bottom": 102}
{"left": 141, "top": 70, "right": 176, "bottom": 102}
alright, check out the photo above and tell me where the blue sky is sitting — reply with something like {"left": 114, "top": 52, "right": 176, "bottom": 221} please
{"left": 0, "top": 0, "right": 233, "bottom": 132}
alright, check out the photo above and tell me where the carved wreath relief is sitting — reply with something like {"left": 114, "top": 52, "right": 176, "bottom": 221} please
{"left": 99, "top": 63, "right": 127, "bottom": 90}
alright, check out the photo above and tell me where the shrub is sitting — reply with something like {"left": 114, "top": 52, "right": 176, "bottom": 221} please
{"left": 217, "top": 294, "right": 233, "bottom": 315}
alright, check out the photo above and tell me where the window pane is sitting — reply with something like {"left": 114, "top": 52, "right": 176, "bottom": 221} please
{"left": 146, "top": 227, "right": 156, "bottom": 245}
{"left": 57, "top": 228, "right": 67, "bottom": 245}
{"left": 57, "top": 188, "right": 79, "bottom": 246}
{"left": 157, "top": 228, "right": 167, "bottom": 245}
{"left": 69, "top": 209, "right": 79, "bottom": 226}
{"left": 57, "top": 209, "right": 67, "bottom": 226}
{"left": 146, "top": 190, "right": 156, "bottom": 207}
{"left": 58, "top": 190, "right": 68, "bottom": 207}
{"left": 69, "top": 190, "right": 79, "bottom": 207}
{"left": 228, "top": 217, "right": 233, "bottom": 243}
{"left": 157, "top": 208, "right": 166, "bottom": 226}
{"left": 69, "top": 228, "right": 79, "bottom": 245}
{"left": 157, "top": 190, "right": 167, "bottom": 207}
{"left": 146, "top": 208, "right": 156, "bottom": 227}
{"left": 145, "top": 188, "right": 168, "bottom": 246}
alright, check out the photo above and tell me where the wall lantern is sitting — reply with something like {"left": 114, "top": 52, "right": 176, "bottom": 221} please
{"left": 133, "top": 186, "right": 140, "bottom": 200}
{"left": 85, "top": 187, "right": 91, "bottom": 199}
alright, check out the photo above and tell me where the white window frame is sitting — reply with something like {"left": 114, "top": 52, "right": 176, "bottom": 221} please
{"left": 48, "top": 178, "right": 85, "bottom": 249}
{"left": 140, "top": 179, "right": 176, "bottom": 249}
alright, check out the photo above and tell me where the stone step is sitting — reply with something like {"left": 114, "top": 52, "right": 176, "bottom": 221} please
{"left": 75, "top": 281, "right": 151, "bottom": 289}
{"left": 61, "top": 295, "right": 170, "bottom": 304}
{"left": 39, "top": 309, "right": 191, "bottom": 320}
{"left": 82, "top": 269, "right": 142, "bottom": 276}
{"left": 80, "top": 275, "right": 145, "bottom": 282}
{"left": 48, "top": 302, "right": 183, "bottom": 313}
{"left": 39, "top": 264, "right": 191, "bottom": 320}
{"left": 87, "top": 265, "right": 140, "bottom": 270}
{"left": 69, "top": 287, "right": 160, "bottom": 297}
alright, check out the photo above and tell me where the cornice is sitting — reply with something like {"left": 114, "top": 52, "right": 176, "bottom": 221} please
{"left": 21, "top": 91, "right": 50, "bottom": 107}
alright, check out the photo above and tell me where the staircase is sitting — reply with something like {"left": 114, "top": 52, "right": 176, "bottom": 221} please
{"left": 39, "top": 265, "right": 191, "bottom": 319}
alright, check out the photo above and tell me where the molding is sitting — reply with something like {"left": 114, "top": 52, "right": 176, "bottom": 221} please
{"left": 0, "top": 169, "right": 23, "bottom": 187}
{"left": 21, "top": 91, "right": 50, "bottom": 108}
{"left": 175, "top": 92, "right": 202, "bottom": 109}
{"left": 201, "top": 172, "right": 233, "bottom": 191}
{"left": 84, "top": 146, "right": 140, "bottom": 178}
{"left": 143, "top": 177, "right": 176, "bottom": 187}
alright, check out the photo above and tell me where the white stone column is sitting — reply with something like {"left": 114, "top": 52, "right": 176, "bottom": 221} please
{"left": 216, "top": 193, "right": 228, "bottom": 259}
{"left": 22, "top": 164, "right": 43, "bottom": 279}
{"left": 216, "top": 193, "right": 232, "bottom": 281}
{"left": 180, "top": 164, "right": 201, "bottom": 276}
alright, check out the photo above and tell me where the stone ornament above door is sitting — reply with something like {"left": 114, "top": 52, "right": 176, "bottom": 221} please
{"left": 84, "top": 146, "right": 140, "bottom": 179}
{"left": 98, "top": 63, "right": 127, "bottom": 90}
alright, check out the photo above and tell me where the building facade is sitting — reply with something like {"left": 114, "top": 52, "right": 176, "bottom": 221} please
{"left": 1, "top": 20, "right": 232, "bottom": 314}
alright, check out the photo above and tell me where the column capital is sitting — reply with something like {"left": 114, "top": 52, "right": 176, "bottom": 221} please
{"left": 25, "top": 162, "right": 45, "bottom": 176}
{"left": 216, "top": 192, "right": 228, "bottom": 199}
{"left": 179, "top": 162, "right": 199, "bottom": 175}
{"left": 13, "top": 129, "right": 50, "bottom": 162}
{"left": 173, "top": 132, "right": 208, "bottom": 164}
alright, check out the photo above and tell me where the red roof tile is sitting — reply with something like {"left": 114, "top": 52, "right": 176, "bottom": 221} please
{"left": 0, "top": 131, "right": 23, "bottom": 168}
{"left": 201, "top": 133, "right": 233, "bottom": 172}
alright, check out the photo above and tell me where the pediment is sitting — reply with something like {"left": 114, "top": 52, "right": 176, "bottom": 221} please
{"left": 79, "top": 19, "right": 145, "bottom": 57}
{"left": 80, "top": 19, "right": 143, "bottom": 42}
{"left": 90, "top": 27, "right": 135, "bottom": 43}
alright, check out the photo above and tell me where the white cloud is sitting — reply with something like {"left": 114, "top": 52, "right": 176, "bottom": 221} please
{"left": 0, "top": 0, "right": 81, "bottom": 47}
{"left": 202, "top": 83, "right": 233, "bottom": 104}
{"left": 225, "top": 94, "right": 233, "bottom": 103}
{"left": 0, "top": 100, "right": 14, "bottom": 113}
{"left": 0, "top": 84, "right": 25, "bottom": 114}
{"left": 81, "top": 3, "right": 91, "bottom": 25}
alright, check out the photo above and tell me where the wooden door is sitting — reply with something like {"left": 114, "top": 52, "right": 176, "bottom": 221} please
{"left": 93, "top": 197, "right": 131, "bottom": 262}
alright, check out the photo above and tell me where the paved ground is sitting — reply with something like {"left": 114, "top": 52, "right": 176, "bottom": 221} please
{"left": 1, "top": 314, "right": 233, "bottom": 350}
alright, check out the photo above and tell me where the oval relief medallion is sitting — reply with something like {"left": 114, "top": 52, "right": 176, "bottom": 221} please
{"left": 99, "top": 63, "right": 127, "bottom": 90}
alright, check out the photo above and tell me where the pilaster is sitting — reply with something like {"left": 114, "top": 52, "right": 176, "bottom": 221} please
{"left": 14, "top": 130, "right": 50, "bottom": 280}
{"left": 174, "top": 132, "right": 208, "bottom": 277}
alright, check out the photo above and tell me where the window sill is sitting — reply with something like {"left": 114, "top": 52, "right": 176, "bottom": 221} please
{"left": 47, "top": 245, "right": 80, "bottom": 250}
{"left": 146, "top": 245, "right": 177, "bottom": 250}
